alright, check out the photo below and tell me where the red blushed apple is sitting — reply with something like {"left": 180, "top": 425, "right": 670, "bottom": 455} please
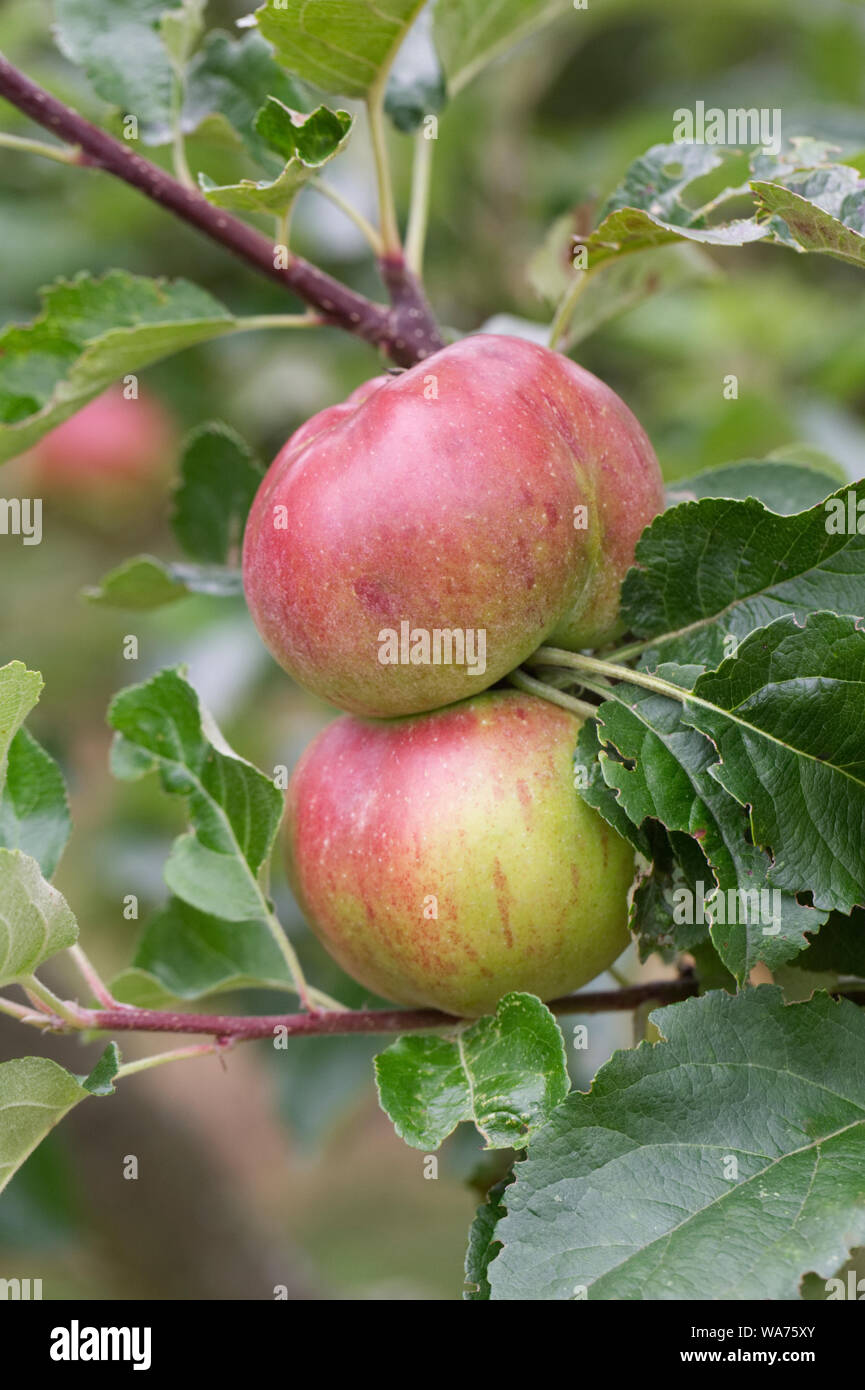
{"left": 284, "top": 689, "right": 635, "bottom": 1017}
{"left": 27, "top": 386, "right": 176, "bottom": 520}
{"left": 243, "top": 334, "right": 663, "bottom": 718}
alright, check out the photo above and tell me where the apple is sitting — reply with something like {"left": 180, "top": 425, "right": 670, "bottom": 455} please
{"left": 242, "top": 334, "right": 663, "bottom": 718}
{"left": 28, "top": 385, "right": 176, "bottom": 519}
{"left": 284, "top": 689, "right": 634, "bottom": 1017}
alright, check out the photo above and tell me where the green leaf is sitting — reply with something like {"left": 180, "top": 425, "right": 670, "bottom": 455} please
{"left": 767, "top": 443, "right": 848, "bottom": 479}
{"left": 201, "top": 103, "right": 352, "bottom": 217}
{"left": 753, "top": 165, "right": 865, "bottom": 268}
{"left": 0, "top": 729, "right": 71, "bottom": 878}
{"left": 254, "top": 98, "right": 352, "bottom": 165}
{"left": 198, "top": 169, "right": 302, "bottom": 216}
{"left": 55, "top": 6, "right": 303, "bottom": 163}
{"left": 464, "top": 1175, "right": 512, "bottom": 1300}
{"left": 54, "top": 0, "right": 184, "bottom": 136}
{"left": 107, "top": 668, "right": 283, "bottom": 922}
{"left": 623, "top": 481, "right": 865, "bottom": 667}
{"left": 257, "top": 0, "right": 426, "bottom": 100}
{"left": 572, "top": 247, "right": 716, "bottom": 347}
{"left": 584, "top": 667, "right": 826, "bottom": 981}
{"left": 375, "top": 992, "right": 569, "bottom": 1150}
{"left": 376, "top": 1034, "right": 471, "bottom": 1149}
{"left": 0, "top": 272, "right": 234, "bottom": 464}
{"left": 85, "top": 556, "right": 193, "bottom": 610}
{"left": 160, "top": 0, "right": 205, "bottom": 70}
{"left": 536, "top": 209, "right": 716, "bottom": 348}
{"left": 630, "top": 825, "right": 713, "bottom": 963}
{"left": 435, "top": 0, "right": 570, "bottom": 96}
{"left": 0, "top": 1057, "right": 91, "bottom": 1197}
{"left": 629, "top": 850, "right": 707, "bottom": 963}
{"left": 0, "top": 1129, "right": 80, "bottom": 1245}
{"left": 749, "top": 137, "right": 844, "bottom": 183}
{"left": 573, "top": 717, "right": 651, "bottom": 857}
{"left": 171, "top": 422, "right": 264, "bottom": 564}
{"left": 583, "top": 143, "right": 768, "bottom": 269}
{"left": 488, "top": 988, "right": 865, "bottom": 1300}
{"left": 85, "top": 555, "right": 243, "bottom": 609}
{"left": 109, "top": 967, "right": 182, "bottom": 1010}
{"left": 585, "top": 205, "right": 767, "bottom": 267}
{"left": 385, "top": 4, "right": 446, "bottom": 132}
{"left": 180, "top": 31, "right": 312, "bottom": 168}
{"left": 601, "top": 142, "right": 743, "bottom": 226}
{"left": 0, "top": 850, "right": 78, "bottom": 987}
{"left": 79, "top": 1041, "right": 121, "bottom": 1096}
{"left": 127, "top": 894, "right": 292, "bottom": 998}
{"left": 686, "top": 612, "right": 865, "bottom": 917}
{"left": 0, "top": 662, "right": 43, "bottom": 788}
{"left": 570, "top": 139, "right": 865, "bottom": 279}
{"left": 666, "top": 457, "right": 844, "bottom": 515}
{"left": 528, "top": 210, "right": 589, "bottom": 304}
{"left": 792, "top": 908, "right": 865, "bottom": 978}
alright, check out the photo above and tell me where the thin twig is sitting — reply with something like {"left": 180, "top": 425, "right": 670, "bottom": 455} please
{"left": 0, "top": 994, "right": 37, "bottom": 1022}
{"left": 114, "top": 1039, "right": 234, "bottom": 1080}
{"left": 10, "top": 976, "right": 865, "bottom": 1046}
{"left": 0, "top": 55, "right": 443, "bottom": 366}
{"left": 549, "top": 265, "right": 598, "bottom": 351}
{"left": 367, "top": 82, "right": 400, "bottom": 255}
{"left": 45, "top": 978, "right": 705, "bottom": 1041}
{"left": 310, "top": 179, "right": 385, "bottom": 257}
{"left": 68, "top": 943, "right": 118, "bottom": 1009}
{"left": 0, "top": 129, "right": 80, "bottom": 164}
{"left": 169, "top": 69, "right": 194, "bottom": 191}
{"left": 406, "top": 130, "right": 434, "bottom": 275}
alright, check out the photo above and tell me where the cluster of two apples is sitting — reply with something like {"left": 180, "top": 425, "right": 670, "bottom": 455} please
{"left": 243, "top": 336, "right": 665, "bottom": 1016}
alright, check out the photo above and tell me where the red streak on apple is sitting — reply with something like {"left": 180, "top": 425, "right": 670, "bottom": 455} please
{"left": 243, "top": 334, "right": 663, "bottom": 718}
{"left": 285, "top": 690, "right": 634, "bottom": 1016}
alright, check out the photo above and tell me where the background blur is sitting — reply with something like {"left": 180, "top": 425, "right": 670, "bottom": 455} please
{"left": 1, "top": 0, "right": 864, "bottom": 1299}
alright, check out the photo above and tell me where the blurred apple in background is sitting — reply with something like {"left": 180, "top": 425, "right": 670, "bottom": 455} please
{"left": 25, "top": 385, "right": 177, "bottom": 524}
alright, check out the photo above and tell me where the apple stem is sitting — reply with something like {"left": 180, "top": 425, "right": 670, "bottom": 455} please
{"left": 529, "top": 647, "right": 695, "bottom": 705}
{"left": 549, "top": 263, "right": 599, "bottom": 352}
{"left": 310, "top": 179, "right": 386, "bottom": 258}
{"left": 21, "top": 976, "right": 92, "bottom": 1027}
{"left": 406, "top": 130, "right": 435, "bottom": 275}
{"left": 0, "top": 129, "right": 81, "bottom": 164}
{"left": 0, "top": 993, "right": 39, "bottom": 1022}
{"left": 68, "top": 943, "right": 121, "bottom": 1009}
{"left": 113, "top": 1038, "right": 235, "bottom": 1080}
{"left": 0, "top": 56, "right": 444, "bottom": 367}
{"left": 169, "top": 68, "right": 195, "bottom": 192}
{"left": 509, "top": 669, "right": 599, "bottom": 722}
{"left": 366, "top": 83, "right": 402, "bottom": 257}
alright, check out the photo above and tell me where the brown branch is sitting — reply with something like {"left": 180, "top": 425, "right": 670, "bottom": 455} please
{"left": 379, "top": 253, "right": 445, "bottom": 366}
{"left": 48, "top": 977, "right": 701, "bottom": 1042}
{"left": 0, "top": 54, "right": 445, "bottom": 367}
{"left": 18, "top": 976, "right": 865, "bottom": 1044}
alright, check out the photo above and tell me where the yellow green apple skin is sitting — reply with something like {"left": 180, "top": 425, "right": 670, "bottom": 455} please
{"left": 284, "top": 689, "right": 634, "bottom": 1017}
{"left": 242, "top": 333, "right": 664, "bottom": 718}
